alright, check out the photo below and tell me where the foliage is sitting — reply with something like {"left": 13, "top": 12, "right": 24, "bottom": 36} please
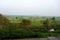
{"left": 19, "top": 19, "right": 31, "bottom": 28}
{"left": 0, "top": 14, "right": 14, "bottom": 30}
{"left": 0, "top": 29, "right": 60, "bottom": 39}
{"left": 0, "top": 14, "right": 60, "bottom": 39}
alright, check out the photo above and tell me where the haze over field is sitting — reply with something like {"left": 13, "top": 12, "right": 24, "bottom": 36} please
{"left": 0, "top": 0, "right": 60, "bottom": 16}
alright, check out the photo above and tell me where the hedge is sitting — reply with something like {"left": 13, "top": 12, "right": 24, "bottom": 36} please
{"left": 0, "top": 29, "right": 60, "bottom": 39}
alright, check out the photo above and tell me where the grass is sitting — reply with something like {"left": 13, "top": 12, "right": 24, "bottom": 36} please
{"left": 7, "top": 17, "right": 60, "bottom": 27}
{"left": 0, "top": 16, "right": 59, "bottom": 39}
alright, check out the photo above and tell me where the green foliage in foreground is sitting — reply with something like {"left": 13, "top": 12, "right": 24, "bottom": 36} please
{"left": 0, "top": 29, "right": 60, "bottom": 39}
{"left": 0, "top": 14, "right": 60, "bottom": 39}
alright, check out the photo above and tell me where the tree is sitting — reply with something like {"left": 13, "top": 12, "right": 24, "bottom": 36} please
{"left": 51, "top": 17, "right": 56, "bottom": 28}
{"left": 43, "top": 18, "right": 52, "bottom": 30}
{"left": 16, "top": 17, "right": 18, "bottom": 19}
{"left": 0, "top": 14, "right": 12, "bottom": 30}
{"left": 19, "top": 19, "right": 31, "bottom": 28}
{"left": 40, "top": 19, "right": 45, "bottom": 28}
{"left": 0, "top": 14, "right": 2, "bottom": 16}
{"left": 52, "top": 17, "right": 55, "bottom": 21}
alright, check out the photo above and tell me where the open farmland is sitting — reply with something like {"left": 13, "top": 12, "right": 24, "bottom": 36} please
{"left": 6, "top": 16, "right": 60, "bottom": 26}
{"left": 0, "top": 15, "right": 60, "bottom": 39}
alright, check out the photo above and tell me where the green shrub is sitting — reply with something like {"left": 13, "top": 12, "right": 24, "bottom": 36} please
{"left": 0, "top": 29, "right": 60, "bottom": 39}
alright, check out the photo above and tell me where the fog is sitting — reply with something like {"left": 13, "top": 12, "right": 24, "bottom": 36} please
{"left": 0, "top": 0, "right": 60, "bottom": 16}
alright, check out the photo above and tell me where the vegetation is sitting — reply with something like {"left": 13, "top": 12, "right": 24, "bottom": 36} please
{"left": 0, "top": 14, "right": 60, "bottom": 39}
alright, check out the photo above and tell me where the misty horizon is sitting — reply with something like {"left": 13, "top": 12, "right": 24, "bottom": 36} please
{"left": 0, "top": 0, "right": 60, "bottom": 16}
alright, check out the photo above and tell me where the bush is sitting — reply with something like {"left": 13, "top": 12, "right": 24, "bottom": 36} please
{"left": 0, "top": 29, "right": 60, "bottom": 39}
{"left": 0, "top": 29, "right": 37, "bottom": 38}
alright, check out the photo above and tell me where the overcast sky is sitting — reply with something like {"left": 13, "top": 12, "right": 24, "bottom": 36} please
{"left": 0, "top": 0, "right": 60, "bottom": 16}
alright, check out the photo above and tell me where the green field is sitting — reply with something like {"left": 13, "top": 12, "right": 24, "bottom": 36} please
{"left": 7, "top": 16, "right": 60, "bottom": 26}
{"left": 0, "top": 15, "right": 60, "bottom": 39}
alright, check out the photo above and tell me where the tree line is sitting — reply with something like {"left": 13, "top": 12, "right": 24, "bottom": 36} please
{"left": 0, "top": 14, "right": 60, "bottom": 32}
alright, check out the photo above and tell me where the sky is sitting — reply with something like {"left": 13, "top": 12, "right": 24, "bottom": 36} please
{"left": 0, "top": 0, "right": 60, "bottom": 16}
